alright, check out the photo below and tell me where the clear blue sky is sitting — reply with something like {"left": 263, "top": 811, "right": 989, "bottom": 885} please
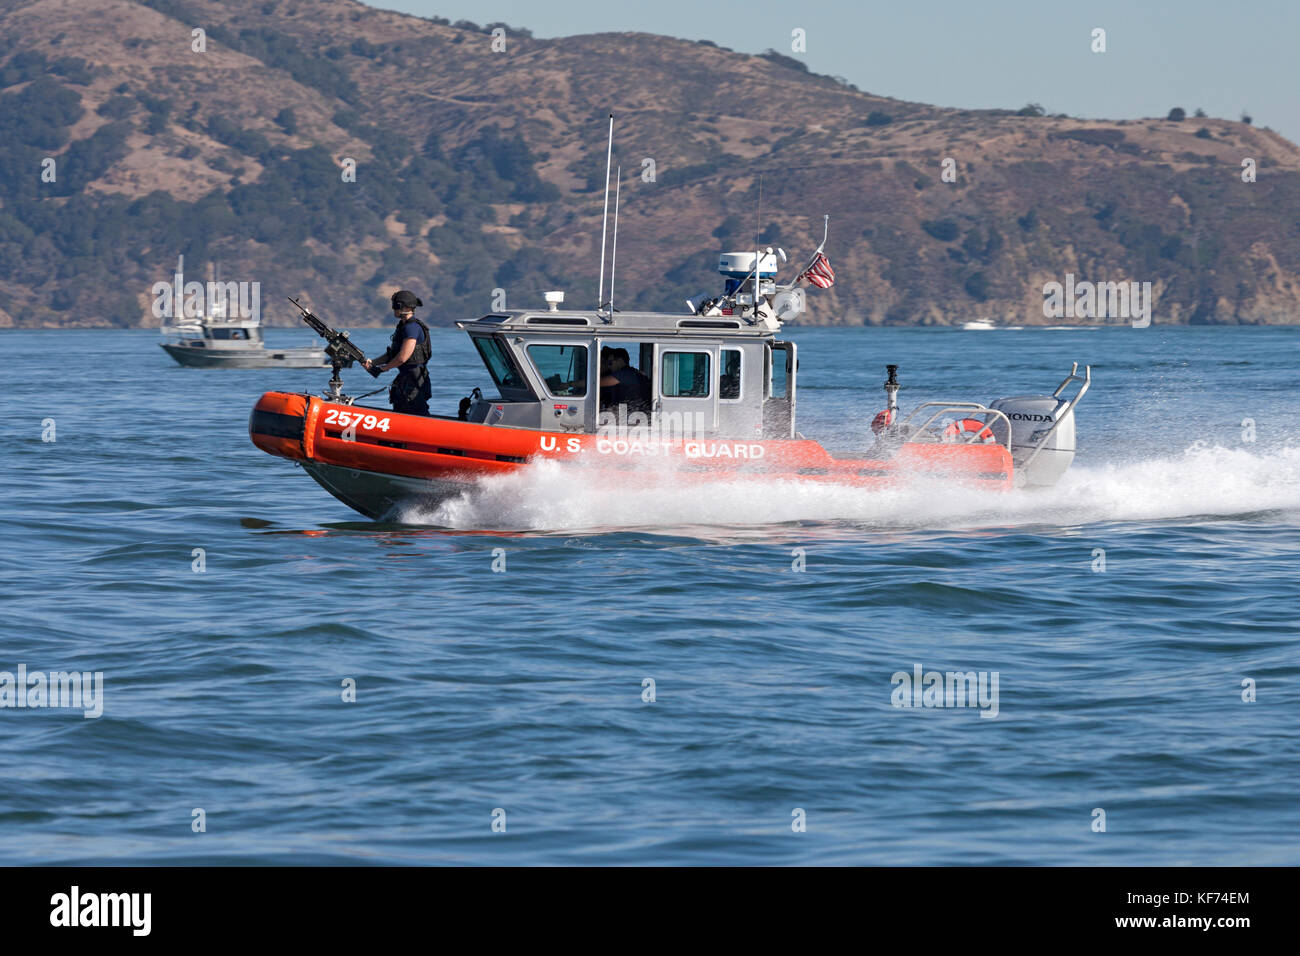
{"left": 367, "top": 0, "right": 1299, "bottom": 144}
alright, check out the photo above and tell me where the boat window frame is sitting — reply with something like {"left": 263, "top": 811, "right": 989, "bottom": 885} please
{"left": 765, "top": 340, "right": 797, "bottom": 438}
{"left": 766, "top": 342, "right": 791, "bottom": 399}
{"left": 470, "top": 333, "right": 537, "bottom": 402}
{"left": 203, "top": 324, "right": 259, "bottom": 341}
{"left": 719, "top": 347, "right": 742, "bottom": 403}
{"left": 659, "top": 349, "right": 713, "bottom": 399}
{"left": 525, "top": 341, "right": 591, "bottom": 399}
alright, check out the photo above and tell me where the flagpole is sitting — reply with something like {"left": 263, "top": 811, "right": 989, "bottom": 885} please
{"left": 781, "top": 214, "right": 832, "bottom": 291}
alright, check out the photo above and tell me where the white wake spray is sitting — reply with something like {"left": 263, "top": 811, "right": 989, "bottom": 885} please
{"left": 394, "top": 442, "right": 1300, "bottom": 533}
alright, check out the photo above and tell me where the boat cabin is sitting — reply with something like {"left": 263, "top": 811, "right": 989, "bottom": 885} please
{"left": 163, "top": 315, "right": 264, "bottom": 350}
{"left": 455, "top": 309, "right": 798, "bottom": 439}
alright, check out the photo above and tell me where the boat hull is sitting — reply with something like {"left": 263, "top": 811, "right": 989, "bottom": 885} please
{"left": 301, "top": 461, "right": 471, "bottom": 520}
{"left": 249, "top": 391, "right": 1015, "bottom": 522}
{"left": 162, "top": 343, "right": 329, "bottom": 369}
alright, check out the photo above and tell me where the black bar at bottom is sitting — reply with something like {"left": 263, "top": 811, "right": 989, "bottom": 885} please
{"left": 0, "top": 865, "right": 1282, "bottom": 941}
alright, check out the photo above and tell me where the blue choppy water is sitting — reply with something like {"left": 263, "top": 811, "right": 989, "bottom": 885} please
{"left": 2, "top": 324, "right": 1298, "bottom": 864}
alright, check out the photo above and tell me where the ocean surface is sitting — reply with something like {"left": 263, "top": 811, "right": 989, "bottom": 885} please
{"left": 2, "top": 323, "right": 1298, "bottom": 865}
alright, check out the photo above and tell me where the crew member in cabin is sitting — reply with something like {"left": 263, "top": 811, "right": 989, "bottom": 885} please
{"left": 599, "top": 347, "right": 652, "bottom": 417}
{"left": 364, "top": 290, "right": 432, "bottom": 416}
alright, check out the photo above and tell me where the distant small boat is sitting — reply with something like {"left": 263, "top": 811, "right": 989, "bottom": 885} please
{"left": 962, "top": 319, "right": 996, "bottom": 330}
{"left": 158, "top": 255, "right": 330, "bottom": 369}
{"left": 160, "top": 305, "right": 329, "bottom": 370}
{"left": 161, "top": 316, "right": 330, "bottom": 371}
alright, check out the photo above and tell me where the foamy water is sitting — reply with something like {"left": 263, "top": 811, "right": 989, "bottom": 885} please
{"left": 402, "top": 442, "right": 1300, "bottom": 532}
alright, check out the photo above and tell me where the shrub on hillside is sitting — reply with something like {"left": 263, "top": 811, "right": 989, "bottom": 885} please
{"left": 964, "top": 271, "right": 989, "bottom": 301}
{"left": 921, "top": 219, "right": 960, "bottom": 242}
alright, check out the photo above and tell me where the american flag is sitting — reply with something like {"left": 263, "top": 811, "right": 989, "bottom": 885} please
{"left": 798, "top": 252, "right": 835, "bottom": 288}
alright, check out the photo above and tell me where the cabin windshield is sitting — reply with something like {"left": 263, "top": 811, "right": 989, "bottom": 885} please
{"left": 472, "top": 335, "right": 528, "bottom": 392}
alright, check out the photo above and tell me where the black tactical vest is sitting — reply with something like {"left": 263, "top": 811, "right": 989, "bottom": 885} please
{"left": 387, "top": 317, "right": 432, "bottom": 369}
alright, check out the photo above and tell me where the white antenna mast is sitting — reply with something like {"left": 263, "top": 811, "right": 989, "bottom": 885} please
{"left": 754, "top": 175, "right": 762, "bottom": 319}
{"left": 609, "top": 166, "right": 621, "bottom": 316}
{"left": 596, "top": 113, "right": 614, "bottom": 316}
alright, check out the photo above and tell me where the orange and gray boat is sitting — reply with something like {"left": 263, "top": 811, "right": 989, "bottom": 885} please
{"left": 249, "top": 248, "right": 1089, "bottom": 522}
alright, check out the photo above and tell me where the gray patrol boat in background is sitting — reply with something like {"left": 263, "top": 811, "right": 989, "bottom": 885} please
{"left": 160, "top": 300, "right": 329, "bottom": 369}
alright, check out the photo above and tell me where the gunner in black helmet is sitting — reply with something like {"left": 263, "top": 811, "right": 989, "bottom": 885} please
{"left": 365, "top": 290, "right": 432, "bottom": 416}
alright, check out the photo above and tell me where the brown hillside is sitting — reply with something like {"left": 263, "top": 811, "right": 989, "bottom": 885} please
{"left": 2, "top": 0, "right": 1299, "bottom": 327}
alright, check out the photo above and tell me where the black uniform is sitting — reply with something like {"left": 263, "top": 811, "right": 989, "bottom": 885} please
{"left": 603, "top": 365, "right": 652, "bottom": 415}
{"left": 380, "top": 317, "right": 432, "bottom": 416}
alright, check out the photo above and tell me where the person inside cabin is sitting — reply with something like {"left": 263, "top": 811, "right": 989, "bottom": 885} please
{"left": 364, "top": 290, "right": 432, "bottom": 416}
{"left": 599, "top": 347, "right": 652, "bottom": 417}
{"left": 617, "top": 349, "right": 652, "bottom": 403}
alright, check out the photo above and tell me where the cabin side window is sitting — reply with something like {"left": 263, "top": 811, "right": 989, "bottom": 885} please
{"left": 767, "top": 344, "right": 789, "bottom": 398}
{"left": 661, "top": 351, "right": 711, "bottom": 398}
{"left": 527, "top": 344, "right": 588, "bottom": 398}
{"left": 720, "top": 349, "right": 741, "bottom": 401}
{"left": 598, "top": 341, "right": 652, "bottom": 376}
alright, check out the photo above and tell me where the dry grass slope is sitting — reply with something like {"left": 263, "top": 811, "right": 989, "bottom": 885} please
{"left": 1, "top": 0, "right": 1298, "bottom": 327}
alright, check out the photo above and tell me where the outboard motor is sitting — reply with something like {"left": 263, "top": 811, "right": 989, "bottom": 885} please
{"left": 989, "top": 364, "right": 1091, "bottom": 488}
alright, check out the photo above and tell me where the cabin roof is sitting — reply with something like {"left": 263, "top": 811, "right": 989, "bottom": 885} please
{"left": 455, "top": 309, "right": 782, "bottom": 338}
